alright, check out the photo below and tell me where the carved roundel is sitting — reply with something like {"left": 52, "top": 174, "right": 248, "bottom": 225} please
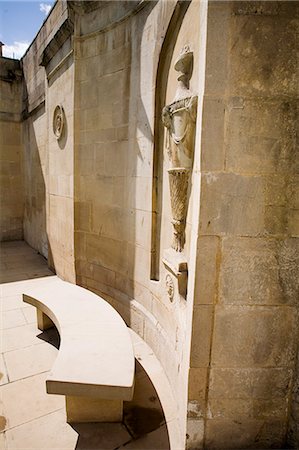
{"left": 165, "top": 274, "right": 174, "bottom": 302}
{"left": 53, "top": 105, "right": 65, "bottom": 140}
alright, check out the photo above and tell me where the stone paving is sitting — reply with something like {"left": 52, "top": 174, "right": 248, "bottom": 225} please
{"left": 0, "top": 241, "right": 170, "bottom": 449}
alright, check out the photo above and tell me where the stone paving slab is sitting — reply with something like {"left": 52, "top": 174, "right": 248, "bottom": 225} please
{"left": 1, "top": 372, "right": 64, "bottom": 430}
{"left": 4, "top": 342, "right": 58, "bottom": 382}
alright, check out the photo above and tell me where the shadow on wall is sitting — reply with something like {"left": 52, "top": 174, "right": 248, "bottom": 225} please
{"left": 22, "top": 81, "right": 56, "bottom": 275}
{"left": 22, "top": 102, "right": 46, "bottom": 252}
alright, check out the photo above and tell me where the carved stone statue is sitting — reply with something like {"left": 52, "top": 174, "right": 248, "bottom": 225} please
{"left": 162, "top": 45, "right": 197, "bottom": 252}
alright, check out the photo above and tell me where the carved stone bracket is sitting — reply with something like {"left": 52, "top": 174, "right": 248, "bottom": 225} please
{"left": 163, "top": 248, "right": 188, "bottom": 299}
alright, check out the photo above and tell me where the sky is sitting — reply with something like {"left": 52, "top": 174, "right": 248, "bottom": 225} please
{"left": 0, "top": 0, "right": 55, "bottom": 59}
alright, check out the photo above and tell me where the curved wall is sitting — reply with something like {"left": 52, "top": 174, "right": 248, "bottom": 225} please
{"left": 73, "top": 1, "right": 205, "bottom": 445}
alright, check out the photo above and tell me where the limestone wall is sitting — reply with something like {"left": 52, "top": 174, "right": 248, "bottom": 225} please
{"left": 22, "top": 110, "right": 47, "bottom": 256}
{"left": 187, "top": 2, "right": 299, "bottom": 448}
{"left": 0, "top": 58, "right": 23, "bottom": 241}
{"left": 21, "top": 1, "right": 76, "bottom": 279}
{"left": 21, "top": 0, "right": 69, "bottom": 259}
{"left": 47, "top": 53, "right": 75, "bottom": 282}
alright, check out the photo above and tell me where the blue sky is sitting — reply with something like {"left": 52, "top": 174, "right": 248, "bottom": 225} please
{"left": 0, "top": 0, "right": 55, "bottom": 59}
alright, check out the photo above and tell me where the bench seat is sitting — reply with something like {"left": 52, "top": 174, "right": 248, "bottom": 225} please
{"left": 22, "top": 276, "right": 135, "bottom": 422}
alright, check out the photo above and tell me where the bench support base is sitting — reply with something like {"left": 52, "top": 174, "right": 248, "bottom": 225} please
{"left": 37, "top": 310, "right": 54, "bottom": 331}
{"left": 66, "top": 396, "right": 123, "bottom": 423}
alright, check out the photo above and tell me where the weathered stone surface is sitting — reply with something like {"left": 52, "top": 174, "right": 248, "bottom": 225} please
{"left": 225, "top": 99, "right": 298, "bottom": 174}
{"left": 229, "top": 11, "right": 298, "bottom": 97}
{"left": 201, "top": 97, "right": 225, "bottom": 171}
{"left": 86, "top": 233, "right": 128, "bottom": 275}
{"left": 190, "top": 306, "right": 214, "bottom": 368}
{"left": 186, "top": 419, "right": 204, "bottom": 450}
{"left": 220, "top": 237, "right": 299, "bottom": 305}
{"left": 194, "top": 236, "right": 220, "bottom": 305}
{"left": 0, "top": 120, "right": 23, "bottom": 241}
{"left": 205, "top": 418, "right": 285, "bottom": 449}
{"left": 212, "top": 305, "right": 296, "bottom": 367}
{"left": 209, "top": 368, "right": 292, "bottom": 400}
{"left": 200, "top": 173, "right": 264, "bottom": 236}
{"left": 208, "top": 398, "right": 287, "bottom": 420}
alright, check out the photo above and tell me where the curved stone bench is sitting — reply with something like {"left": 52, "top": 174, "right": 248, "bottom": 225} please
{"left": 22, "top": 277, "right": 135, "bottom": 423}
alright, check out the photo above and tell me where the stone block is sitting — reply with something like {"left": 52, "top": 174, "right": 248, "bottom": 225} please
{"left": 208, "top": 397, "right": 287, "bottom": 420}
{"left": 84, "top": 107, "right": 113, "bottom": 131}
{"left": 188, "top": 368, "right": 208, "bottom": 421}
{"left": 225, "top": 98, "right": 298, "bottom": 174}
{"left": 126, "top": 139, "right": 153, "bottom": 178}
{"left": 130, "top": 303, "right": 145, "bottom": 337}
{"left": 83, "top": 175, "right": 125, "bottom": 208}
{"left": 74, "top": 231, "right": 86, "bottom": 260}
{"left": 205, "top": 1, "right": 230, "bottom": 96}
{"left": 151, "top": 295, "right": 178, "bottom": 345}
{"left": 132, "top": 281, "right": 153, "bottom": 312}
{"left": 100, "top": 45, "right": 131, "bottom": 77}
{"left": 190, "top": 306, "right": 214, "bottom": 368}
{"left": 85, "top": 262, "right": 116, "bottom": 289}
{"left": 74, "top": 201, "right": 91, "bottom": 232}
{"left": 288, "top": 209, "right": 299, "bottom": 237}
{"left": 211, "top": 305, "right": 296, "bottom": 367}
{"left": 104, "top": 143, "right": 128, "bottom": 177}
{"left": 132, "top": 209, "right": 152, "bottom": 250}
{"left": 112, "top": 99, "right": 130, "bottom": 127}
{"left": 186, "top": 419, "right": 204, "bottom": 450}
{"left": 200, "top": 173, "right": 264, "bottom": 236}
{"left": 188, "top": 368, "right": 208, "bottom": 401}
{"left": 228, "top": 11, "right": 298, "bottom": 97}
{"left": 220, "top": 237, "right": 299, "bottom": 305}
{"left": 80, "top": 81, "right": 98, "bottom": 109}
{"left": 66, "top": 396, "right": 122, "bottom": 423}
{"left": 128, "top": 244, "right": 150, "bottom": 286}
{"left": 194, "top": 236, "right": 220, "bottom": 305}
{"left": 209, "top": 367, "right": 292, "bottom": 400}
{"left": 91, "top": 203, "right": 132, "bottom": 241}
{"left": 205, "top": 418, "right": 285, "bottom": 449}
{"left": 201, "top": 97, "right": 225, "bottom": 171}
{"left": 86, "top": 233, "right": 128, "bottom": 275}
{"left": 128, "top": 176, "right": 152, "bottom": 212}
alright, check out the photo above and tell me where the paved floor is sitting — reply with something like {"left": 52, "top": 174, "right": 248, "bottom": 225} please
{"left": 0, "top": 241, "right": 171, "bottom": 449}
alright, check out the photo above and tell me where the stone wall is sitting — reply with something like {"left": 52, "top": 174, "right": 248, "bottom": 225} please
{"left": 2, "top": 1, "right": 298, "bottom": 448}
{"left": 21, "top": 0, "right": 69, "bottom": 260}
{"left": 21, "top": 1, "right": 76, "bottom": 279}
{"left": 0, "top": 57, "right": 23, "bottom": 241}
{"left": 47, "top": 52, "right": 75, "bottom": 282}
{"left": 188, "top": 2, "right": 299, "bottom": 448}
{"left": 22, "top": 110, "right": 48, "bottom": 257}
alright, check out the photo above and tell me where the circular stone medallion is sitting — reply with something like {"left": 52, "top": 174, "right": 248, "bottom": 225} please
{"left": 53, "top": 105, "right": 64, "bottom": 140}
{"left": 165, "top": 274, "right": 174, "bottom": 302}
